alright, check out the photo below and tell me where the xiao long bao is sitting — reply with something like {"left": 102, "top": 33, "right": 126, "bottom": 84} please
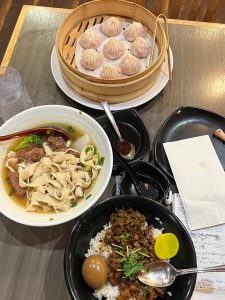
{"left": 103, "top": 38, "right": 126, "bottom": 60}
{"left": 100, "top": 64, "right": 123, "bottom": 79}
{"left": 100, "top": 17, "right": 123, "bottom": 37}
{"left": 81, "top": 49, "right": 104, "bottom": 71}
{"left": 119, "top": 53, "right": 141, "bottom": 76}
{"left": 79, "top": 30, "right": 103, "bottom": 49}
{"left": 124, "top": 21, "right": 145, "bottom": 42}
{"left": 130, "top": 37, "right": 150, "bottom": 59}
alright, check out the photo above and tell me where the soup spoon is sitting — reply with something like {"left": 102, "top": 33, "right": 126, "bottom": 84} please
{"left": 138, "top": 261, "right": 225, "bottom": 288}
{"left": 101, "top": 101, "right": 136, "bottom": 160}
{"left": 113, "top": 147, "right": 162, "bottom": 199}
{"left": 0, "top": 126, "right": 70, "bottom": 142}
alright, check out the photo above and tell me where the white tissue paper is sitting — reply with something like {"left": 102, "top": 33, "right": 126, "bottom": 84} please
{"left": 164, "top": 135, "right": 225, "bottom": 230}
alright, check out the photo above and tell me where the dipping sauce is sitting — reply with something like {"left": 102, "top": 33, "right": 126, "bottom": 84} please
{"left": 118, "top": 140, "right": 132, "bottom": 156}
{"left": 82, "top": 255, "right": 108, "bottom": 289}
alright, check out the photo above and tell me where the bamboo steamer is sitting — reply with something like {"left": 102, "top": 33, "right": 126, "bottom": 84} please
{"left": 56, "top": 0, "right": 168, "bottom": 103}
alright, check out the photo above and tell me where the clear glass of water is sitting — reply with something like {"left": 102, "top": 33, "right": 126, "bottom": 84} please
{"left": 0, "top": 66, "right": 33, "bottom": 122}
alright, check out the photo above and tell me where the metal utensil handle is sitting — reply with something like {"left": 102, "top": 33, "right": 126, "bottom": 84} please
{"left": 101, "top": 101, "right": 122, "bottom": 141}
{"left": 178, "top": 265, "right": 225, "bottom": 275}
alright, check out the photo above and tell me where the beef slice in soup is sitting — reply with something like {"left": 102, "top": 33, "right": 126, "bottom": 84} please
{"left": 16, "top": 145, "right": 45, "bottom": 163}
{"left": 8, "top": 171, "right": 27, "bottom": 197}
{"left": 47, "top": 135, "right": 66, "bottom": 150}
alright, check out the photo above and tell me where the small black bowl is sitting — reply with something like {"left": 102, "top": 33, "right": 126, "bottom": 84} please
{"left": 120, "top": 161, "right": 170, "bottom": 203}
{"left": 64, "top": 196, "right": 197, "bottom": 300}
{"left": 97, "top": 109, "right": 151, "bottom": 168}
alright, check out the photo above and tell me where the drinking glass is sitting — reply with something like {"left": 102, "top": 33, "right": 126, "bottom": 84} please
{"left": 0, "top": 66, "right": 33, "bottom": 121}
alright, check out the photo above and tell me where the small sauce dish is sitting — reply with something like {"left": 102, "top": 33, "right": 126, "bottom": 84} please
{"left": 120, "top": 161, "right": 170, "bottom": 203}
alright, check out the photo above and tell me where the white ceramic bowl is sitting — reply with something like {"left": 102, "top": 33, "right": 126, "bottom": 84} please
{"left": 0, "top": 105, "right": 113, "bottom": 226}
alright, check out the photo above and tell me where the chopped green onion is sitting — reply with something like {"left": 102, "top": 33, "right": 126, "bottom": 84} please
{"left": 85, "top": 146, "right": 92, "bottom": 154}
{"left": 111, "top": 243, "right": 123, "bottom": 249}
{"left": 140, "top": 251, "right": 150, "bottom": 258}
{"left": 98, "top": 157, "right": 105, "bottom": 166}
{"left": 115, "top": 250, "right": 125, "bottom": 257}
{"left": 85, "top": 164, "right": 91, "bottom": 172}
{"left": 79, "top": 110, "right": 83, "bottom": 115}
{"left": 71, "top": 202, "right": 77, "bottom": 207}
{"left": 119, "top": 233, "right": 130, "bottom": 242}
{"left": 93, "top": 145, "right": 97, "bottom": 155}
{"left": 8, "top": 188, "right": 14, "bottom": 196}
{"left": 67, "top": 125, "right": 75, "bottom": 134}
{"left": 86, "top": 194, "right": 92, "bottom": 200}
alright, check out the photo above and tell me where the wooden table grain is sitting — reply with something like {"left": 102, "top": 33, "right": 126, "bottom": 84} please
{"left": 1, "top": 5, "right": 225, "bottom": 300}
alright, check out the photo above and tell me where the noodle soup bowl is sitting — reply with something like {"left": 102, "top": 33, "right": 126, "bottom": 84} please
{"left": 0, "top": 105, "right": 113, "bottom": 226}
{"left": 64, "top": 196, "right": 197, "bottom": 300}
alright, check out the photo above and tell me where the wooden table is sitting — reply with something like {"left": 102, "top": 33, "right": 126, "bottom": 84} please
{"left": 1, "top": 5, "right": 225, "bottom": 300}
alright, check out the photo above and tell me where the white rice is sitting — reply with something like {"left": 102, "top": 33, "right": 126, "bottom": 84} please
{"left": 93, "top": 282, "right": 120, "bottom": 300}
{"left": 86, "top": 222, "right": 163, "bottom": 300}
{"left": 85, "top": 223, "right": 112, "bottom": 259}
{"left": 85, "top": 223, "right": 120, "bottom": 299}
{"left": 152, "top": 227, "right": 163, "bottom": 239}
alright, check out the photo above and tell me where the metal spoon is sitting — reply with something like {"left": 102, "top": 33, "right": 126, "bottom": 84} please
{"left": 138, "top": 261, "right": 225, "bottom": 288}
{"left": 101, "top": 101, "right": 135, "bottom": 160}
{"left": 0, "top": 126, "right": 70, "bottom": 142}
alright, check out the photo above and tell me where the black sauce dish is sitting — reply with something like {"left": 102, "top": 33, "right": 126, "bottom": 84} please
{"left": 64, "top": 196, "right": 197, "bottom": 300}
{"left": 97, "top": 109, "right": 151, "bottom": 168}
{"left": 120, "top": 161, "right": 170, "bottom": 203}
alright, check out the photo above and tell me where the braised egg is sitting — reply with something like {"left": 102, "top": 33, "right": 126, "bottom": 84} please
{"left": 82, "top": 255, "right": 108, "bottom": 289}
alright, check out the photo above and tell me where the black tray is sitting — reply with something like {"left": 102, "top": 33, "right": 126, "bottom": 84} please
{"left": 154, "top": 106, "right": 225, "bottom": 181}
{"left": 97, "top": 109, "right": 151, "bottom": 168}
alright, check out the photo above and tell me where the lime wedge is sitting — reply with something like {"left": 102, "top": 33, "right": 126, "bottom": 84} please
{"left": 154, "top": 233, "right": 179, "bottom": 260}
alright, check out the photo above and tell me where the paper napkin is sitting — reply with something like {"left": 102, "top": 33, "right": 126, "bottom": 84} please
{"left": 164, "top": 135, "right": 225, "bottom": 230}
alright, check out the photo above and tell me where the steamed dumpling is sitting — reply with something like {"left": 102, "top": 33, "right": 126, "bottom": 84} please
{"left": 130, "top": 37, "right": 150, "bottom": 58}
{"left": 79, "top": 30, "right": 103, "bottom": 49}
{"left": 103, "top": 38, "right": 126, "bottom": 60}
{"left": 101, "top": 17, "right": 123, "bottom": 37}
{"left": 124, "top": 22, "right": 145, "bottom": 42}
{"left": 120, "top": 54, "right": 141, "bottom": 76}
{"left": 80, "top": 49, "right": 104, "bottom": 71}
{"left": 100, "top": 64, "right": 123, "bottom": 79}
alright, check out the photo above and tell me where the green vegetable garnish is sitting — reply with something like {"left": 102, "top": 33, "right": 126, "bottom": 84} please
{"left": 8, "top": 188, "right": 14, "bottom": 196}
{"left": 94, "top": 152, "right": 100, "bottom": 160}
{"left": 85, "top": 146, "right": 92, "bottom": 154}
{"left": 71, "top": 202, "right": 77, "bottom": 207}
{"left": 98, "top": 157, "right": 105, "bottom": 166}
{"left": 79, "top": 110, "right": 83, "bottom": 115}
{"left": 85, "top": 164, "right": 91, "bottom": 172}
{"left": 93, "top": 145, "right": 97, "bottom": 155}
{"left": 123, "top": 260, "right": 143, "bottom": 278}
{"left": 67, "top": 125, "right": 75, "bottom": 134}
{"left": 115, "top": 247, "right": 146, "bottom": 279}
{"left": 142, "top": 287, "right": 150, "bottom": 297}
{"left": 15, "top": 134, "right": 42, "bottom": 150}
{"left": 86, "top": 194, "right": 92, "bottom": 200}
{"left": 119, "top": 233, "right": 130, "bottom": 242}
